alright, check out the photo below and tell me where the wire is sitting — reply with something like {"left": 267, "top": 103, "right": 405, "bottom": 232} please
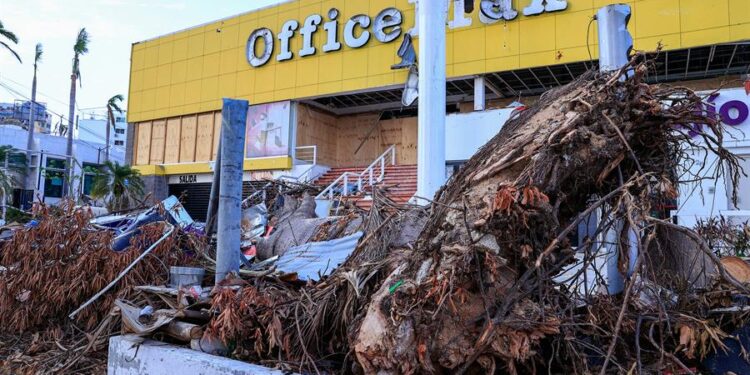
{"left": 0, "top": 75, "right": 70, "bottom": 107}
{"left": 586, "top": 15, "right": 597, "bottom": 69}
{"left": 0, "top": 81, "right": 127, "bottom": 154}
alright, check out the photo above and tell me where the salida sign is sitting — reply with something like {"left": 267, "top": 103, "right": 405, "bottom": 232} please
{"left": 246, "top": 0, "right": 568, "bottom": 67}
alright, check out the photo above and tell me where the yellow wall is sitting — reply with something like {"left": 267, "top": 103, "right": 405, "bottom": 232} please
{"left": 128, "top": 0, "right": 750, "bottom": 123}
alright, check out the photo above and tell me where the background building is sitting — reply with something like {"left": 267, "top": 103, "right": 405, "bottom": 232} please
{"left": 77, "top": 110, "right": 130, "bottom": 162}
{"left": 126, "top": 0, "right": 750, "bottom": 221}
{"left": 0, "top": 100, "right": 52, "bottom": 133}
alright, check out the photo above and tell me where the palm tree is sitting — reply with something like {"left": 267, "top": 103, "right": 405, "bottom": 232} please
{"left": 25, "top": 43, "right": 42, "bottom": 190}
{"left": 91, "top": 161, "right": 145, "bottom": 211}
{"left": 0, "top": 20, "right": 21, "bottom": 63}
{"left": 65, "top": 28, "right": 89, "bottom": 197}
{"left": 0, "top": 146, "right": 26, "bottom": 201}
{"left": 105, "top": 94, "right": 124, "bottom": 163}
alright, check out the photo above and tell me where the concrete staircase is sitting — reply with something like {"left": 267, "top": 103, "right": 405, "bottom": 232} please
{"left": 314, "top": 165, "right": 417, "bottom": 210}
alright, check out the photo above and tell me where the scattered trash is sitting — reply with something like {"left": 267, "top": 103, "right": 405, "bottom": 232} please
{"left": 169, "top": 266, "right": 205, "bottom": 288}
{"left": 274, "top": 231, "right": 364, "bottom": 282}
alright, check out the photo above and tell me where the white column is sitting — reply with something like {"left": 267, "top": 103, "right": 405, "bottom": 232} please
{"left": 415, "top": 0, "right": 447, "bottom": 205}
{"left": 474, "top": 76, "right": 486, "bottom": 111}
{"left": 597, "top": 4, "right": 634, "bottom": 295}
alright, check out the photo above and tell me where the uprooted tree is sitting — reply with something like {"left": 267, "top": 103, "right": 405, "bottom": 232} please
{"left": 208, "top": 58, "right": 745, "bottom": 374}
{"left": 353, "top": 60, "right": 743, "bottom": 373}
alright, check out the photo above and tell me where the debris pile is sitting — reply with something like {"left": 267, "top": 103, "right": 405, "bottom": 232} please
{"left": 0, "top": 200, "right": 204, "bottom": 373}
{"left": 1, "top": 57, "right": 749, "bottom": 374}
{"left": 203, "top": 59, "right": 749, "bottom": 374}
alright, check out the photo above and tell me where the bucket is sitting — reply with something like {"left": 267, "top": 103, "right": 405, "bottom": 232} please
{"left": 169, "top": 266, "right": 205, "bottom": 288}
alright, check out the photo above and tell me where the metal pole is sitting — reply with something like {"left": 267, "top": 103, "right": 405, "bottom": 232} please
{"left": 205, "top": 137, "right": 222, "bottom": 238}
{"left": 215, "top": 99, "right": 248, "bottom": 284}
{"left": 596, "top": 4, "right": 634, "bottom": 295}
{"left": 596, "top": 4, "right": 633, "bottom": 73}
{"left": 415, "top": 0, "right": 447, "bottom": 205}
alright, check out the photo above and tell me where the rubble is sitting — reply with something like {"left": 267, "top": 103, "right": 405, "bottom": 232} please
{"left": 2, "top": 58, "right": 750, "bottom": 374}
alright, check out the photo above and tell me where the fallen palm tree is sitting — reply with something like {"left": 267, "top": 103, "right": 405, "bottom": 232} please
{"left": 0, "top": 202, "right": 204, "bottom": 373}
{"left": 207, "top": 58, "right": 746, "bottom": 374}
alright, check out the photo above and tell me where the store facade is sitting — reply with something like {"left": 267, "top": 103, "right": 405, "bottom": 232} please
{"left": 127, "top": 0, "right": 750, "bottom": 219}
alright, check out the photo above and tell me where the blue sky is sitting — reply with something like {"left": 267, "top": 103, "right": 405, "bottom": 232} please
{"left": 0, "top": 0, "right": 284, "bottom": 122}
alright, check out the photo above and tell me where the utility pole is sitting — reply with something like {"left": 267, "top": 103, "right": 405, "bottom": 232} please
{"left": 215, "top": 99, "right": 248, "bottom": 284}
{"left": 596, "top": 4, "right": 634, "bottom": 295}
{"left": 415, "top": 0, "right": 447, "bottom": 205}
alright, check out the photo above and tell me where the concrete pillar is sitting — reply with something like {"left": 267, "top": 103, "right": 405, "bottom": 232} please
{"left": 474, "top": 76, "right": 486, "bottom": 111}
{"left": 415, "top": 0, "right": 447, "bottom": 205}
{"left": 596, "top": 4, "right": 634, "bottom": 295}
{"left": 215, "top": 99, "right": 248, "bottom": 284}
{"left": 596, "top": 4, "right": 633, "bottom": 73}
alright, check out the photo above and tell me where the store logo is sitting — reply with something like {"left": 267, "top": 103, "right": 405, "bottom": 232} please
{"left": 687, "top": 92, "right": 750, "bottom": 137}
{"left": 246, "top": 0, "right": 568, "bottom": 68}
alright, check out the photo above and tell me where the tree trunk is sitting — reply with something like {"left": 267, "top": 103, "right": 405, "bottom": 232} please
{"left": 25, "top": 66, "right": 37, "bottom": 190}
{"left": 352, "top": 66, "right": 728, "bottom": 373}
{"left": 65, "top": 73, "right": 77, "bottom": 198}
{"left": 105, "top": 108, "right": 111, "bottom": 163}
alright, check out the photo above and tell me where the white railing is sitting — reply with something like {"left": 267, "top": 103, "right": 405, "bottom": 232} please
{"left": 359, "top": 145, "right": 396, "bottom": 188}
{"left": 295, "top": 145, "right": 317, "bottom": 165}
{"left": 316, "top": 172, "right": 362, "bottom": 200}
{"left": 315, "top": 145, "right": 396, "bottom": 200}
{"left": 278, "top": 145, "right": 318, "bottom": 184}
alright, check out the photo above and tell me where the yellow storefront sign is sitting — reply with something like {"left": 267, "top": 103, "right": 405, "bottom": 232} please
{"left": 128, "top": 0, "right": 750, "bottom": 124}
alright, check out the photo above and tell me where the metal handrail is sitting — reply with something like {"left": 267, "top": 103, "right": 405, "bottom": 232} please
{"left": 295, "top": 145, "right": 317, "bottom": 165}
{"left": 316, "top": 172, "right": 362, "bottom": 200}
{"left": 315, "top": 145, "right": 396, "bottom": 200}
{"left": 359, "top": 145, "right": 396, "bottom": 187}
{"left": 241, "top": 182, "right": 273, "bottom": 208}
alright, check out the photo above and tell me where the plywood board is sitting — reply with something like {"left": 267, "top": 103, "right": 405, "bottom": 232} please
{"left": 212, "top": 111, "right": 222, "bottom": 160}
{"left": 135, "top": 121, "right": 152, "bottom": 166}
{"left": 149, "top": 120, "right": 167, "bottom": 164}
{"left": 164, "top": 118, "right": 182, "bottom": 163}
{"left": 179, "top": 115, "right": 197, "bottom": 163}
{"left": 196, "top": 112, "right": 215, "bottom": 161}
{"left": 337, "top": 113, "right": 380, "bottom": 167}
{"left": 296, "top": 105, "right": 339, "bottom": 166}
{"left": 399, "top": 117, "right": 418, "bottom": 165}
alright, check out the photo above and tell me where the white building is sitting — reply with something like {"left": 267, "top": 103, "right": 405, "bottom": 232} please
{"left": 0, "top": 124, "right": 125, "bottom": 205}
{"left": 77, "top": 110, "right": 129, "bottom": 160}
{"left": 675, "top": 88, "right": 750, "bottom": 228}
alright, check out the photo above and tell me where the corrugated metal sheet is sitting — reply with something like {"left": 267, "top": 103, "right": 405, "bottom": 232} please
{"left": 274, "top": 232, "right": 364, "bottom": 282}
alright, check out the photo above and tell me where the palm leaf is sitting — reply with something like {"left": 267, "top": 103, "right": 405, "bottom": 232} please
{"left": 0, "top": 40, "right": 21, "bottom": 63}
{"left": 34, "top": 43, "right": 43, "bottom": 64}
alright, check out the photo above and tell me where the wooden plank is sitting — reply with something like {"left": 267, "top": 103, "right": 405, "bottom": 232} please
{"left": 180, "top": 115, "right": 198, "bottom": 163}
{"left": 136, "top": 121, "right": 152, "bottom": 166}
{"left": 400, "top": 117, "right": 418, "bottom": 165}
{"left": 337, "top": 113, "right": 380, "bottom": 167}
{"left": 149, "top": 120, "right": 167, "bottom": 164}
{"left": 212, "top": 111, "right": 222, "bottom": 160}
{"left": 164, "top": 118, "right": 182, "bottom": 163}
{"left": 195, "top": 113, "right": 215, "bottom": 161}
{"left": 296, "top": 105, "right": 339, "bottom": 166}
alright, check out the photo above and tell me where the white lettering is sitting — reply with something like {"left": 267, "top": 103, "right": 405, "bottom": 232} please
{"left": 344, "top": 14, "right": 371, "bottom": 48}
{"left": 373, "top": 8, "right": 403, "bottom": 43}
{"left": 408, "top": 0, "right": 419, "bottom": 36}
{"left": 449, "top": 0, "right": 472, "bottom": 29}
{"left": 322, "top": 9, "right": 342, "bottom": 52}
{"left": 247, "top": 28, "right": 274, "bottom": 67}
{"left": 300, "top": 14, "right": 322, "bottom": 57}
{"left": 479, "top": 0, "right": 517, "bottom": 24}
{"left": 277, "top": 20, "right": 298, "bottom": 61}
{"left": 523, "top": 0, "right": 567, "bottom": 16}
